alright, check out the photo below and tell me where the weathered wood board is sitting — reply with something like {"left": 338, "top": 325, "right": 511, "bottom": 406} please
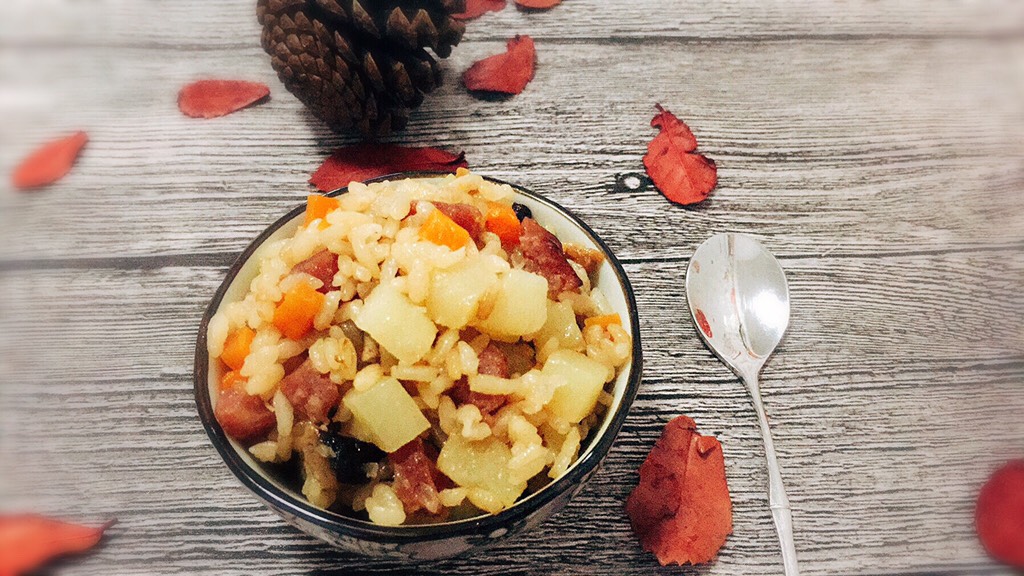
{"left": 1, "top": 1, "right": 1022, "bottom": 574}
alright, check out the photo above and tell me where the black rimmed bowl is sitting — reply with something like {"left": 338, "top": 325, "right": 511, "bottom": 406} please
{"left": 194, "top": 172, "right": 643, "bottom": 560}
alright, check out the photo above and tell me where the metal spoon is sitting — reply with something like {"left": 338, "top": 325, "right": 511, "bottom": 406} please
{"left": 685, "top": 233, "right": 798, "bottom": 575}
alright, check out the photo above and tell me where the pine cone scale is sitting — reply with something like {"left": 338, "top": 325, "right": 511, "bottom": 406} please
{"left": 259, "top": 0, "right": 465, "bottom": 136}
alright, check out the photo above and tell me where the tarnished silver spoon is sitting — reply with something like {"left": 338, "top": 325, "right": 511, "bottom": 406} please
{"left": 685, "top": 233, "right": 798, "bottom": 575}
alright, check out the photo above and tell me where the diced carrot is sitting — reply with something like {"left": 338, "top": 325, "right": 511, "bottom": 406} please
{"left": 304, "top": 194, "right": 340, "bottom": 226}
{"left": 221, "top": 326, "right": 255, "bottom": 370}
{"left": 584, "top": 313, "right": 622, "bottom": 329}
{"left": 485, "top": 202, "right": 523, "bottom": 248}
{"left": 419, "top": 208, "right": 471, "bottom": 250}
{"left": 273, "top": 283, "right": 326, "bottom": 340}
{"left": 220, "top": 370, "right": 248, "bottom": 392}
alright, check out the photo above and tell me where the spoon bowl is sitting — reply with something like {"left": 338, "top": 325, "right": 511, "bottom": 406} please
{"left": 685, "top": 233, "right": 799, "bottom": 575}
{"left": 686, "top": 233, "right": 790, "bottom": 377}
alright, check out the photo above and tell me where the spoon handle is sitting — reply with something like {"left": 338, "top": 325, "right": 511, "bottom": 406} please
{"left": 744, "top": 372, "right": 800, "bottom": 576}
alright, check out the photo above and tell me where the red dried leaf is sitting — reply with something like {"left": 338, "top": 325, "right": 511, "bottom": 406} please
{"left": 11, "top": 132, "right": 88, "bottom": 191}
{"left": 309, "top": 144, "right": 468, "bottom": 192}
{"left": 0, "top": 515, "right": 114, "bottom": 576}
{"left": 626, "top": 415, "right": 732, "bottom": 566}
{"left": 177, "top": 80, "right": 270, "bottom": 119}
{"left": 462, "top": 35, "right": 536, "bottom": 95}
{"left": 643, "top": 104, "right": 717, "bottom": 206}
{"left": 649, "top": 103, "right": 697, "bottom": 154}
{"left": 454, "top": 0, "right": 506, "bottom": 20}
{"left": 976, "top": 459, "right": 1024, "bottom": 568}
{"left": 514, "top": 0, "right": 562, "bottom": 9}
{"left": 646, "top": 153, "right": 717, "bottom": 206}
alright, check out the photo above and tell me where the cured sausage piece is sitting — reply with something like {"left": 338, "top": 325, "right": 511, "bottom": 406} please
{"left": 390, "top": 438, "right": 445, "bottom": 515}
{"left": 215, "top": 388, "right": 276, "bottom": 441}
{"left": 280, "top": 359, "right": 341, "bottom": 424}
{"left": 451, "top": 344, "right": 508, "bottom": 414}
{"left": 518, "top": 218, "right": 582, "bottom": 297}
{"left": 433, "top": 202, "right": 484, "bottom": 243}
{"left": 477, "top": 343, "right": 511, "bottom": 378}
{"left": 292, "top": 250, "right": 339, "bottom": 294}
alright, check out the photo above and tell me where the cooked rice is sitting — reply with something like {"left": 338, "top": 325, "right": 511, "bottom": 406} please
{"left": 208, "top": 172, "right": 632, "bottom": 525}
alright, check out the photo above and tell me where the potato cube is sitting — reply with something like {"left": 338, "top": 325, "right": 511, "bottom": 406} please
{"left": 476, "top": 269, "right": 548, "bottom": 341}
{"left": 543, "top": 349, "right": 609, "bottom": 424}
{"left": 529, "top": 300, "right": 584, "bottom": 351}
{"left": 343, "top": 377, "right": 430, "bottom": 453}
{"left": 355, "top": 283, "right": 437, "bottom": 364}
{"left": 426, "top": 257, "right": 498, "bottom": 329}
{"left": 436, "top": 434, "right": 527, "bottom": 513}
{"left": 345, "top": 412, "right": 380, "bottom": 446}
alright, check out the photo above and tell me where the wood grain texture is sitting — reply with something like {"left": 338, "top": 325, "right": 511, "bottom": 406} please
{"left": 1, "top": 253, "right": 1021, "bottom": 574}
{"left": 1, "top": 1, "right": 1022, "bottom": 48}
{"left": 1, "top": 0, "right": 1022, "bottom": 574}
{"left": 2, "top": 40, "right": 1022, "bottom": 262}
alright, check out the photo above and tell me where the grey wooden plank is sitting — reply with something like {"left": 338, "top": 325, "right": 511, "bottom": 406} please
{"left": 1, "top": 251, "right": 1020, "bottom": 379}
{"left": 1, "top": 249, "right": 1021, "bottom": 574}
{"left": 0, "top": 379, "right": 785, "bottom": 575}
{"left": 0, "top": 272, "right": 783, "bottom": 575}
{"left": 776, "top": 368, "right": 1024, "bottom": 574}
{"left": 1, "top": 0, "right": 1022, "bottom": 574}
{"left": 1, "top": 0, "right": 1021, "bottom": 49}
{"left": 3, "top": 368, "right": 1018, "bottom": 576}
{"left": 2, "top": 39, "right": 1022, "bottom": 262}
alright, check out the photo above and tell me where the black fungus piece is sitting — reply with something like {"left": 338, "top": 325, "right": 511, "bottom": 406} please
{"left": 321, "top": 427, "right": 386, "bottom": 484}
{"left": 512, "top": 202, "right": 532, "bottom": 222}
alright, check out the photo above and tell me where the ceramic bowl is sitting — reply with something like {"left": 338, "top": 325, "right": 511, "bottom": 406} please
{"left": 194, "top": 173, "right": 642, "bottom": 560}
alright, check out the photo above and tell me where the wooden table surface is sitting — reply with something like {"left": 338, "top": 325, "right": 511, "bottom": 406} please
{"left": 2, "top": 1, "right": 1023, "bottom": 574}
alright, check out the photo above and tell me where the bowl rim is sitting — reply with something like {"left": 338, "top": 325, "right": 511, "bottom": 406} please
{"left": 194, "top": 171, "right": 643, "bottom": 543}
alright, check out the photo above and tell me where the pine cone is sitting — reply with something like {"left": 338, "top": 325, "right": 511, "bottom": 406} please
{"left": 258, "top": 0, "right": 466, "bottom": 137}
